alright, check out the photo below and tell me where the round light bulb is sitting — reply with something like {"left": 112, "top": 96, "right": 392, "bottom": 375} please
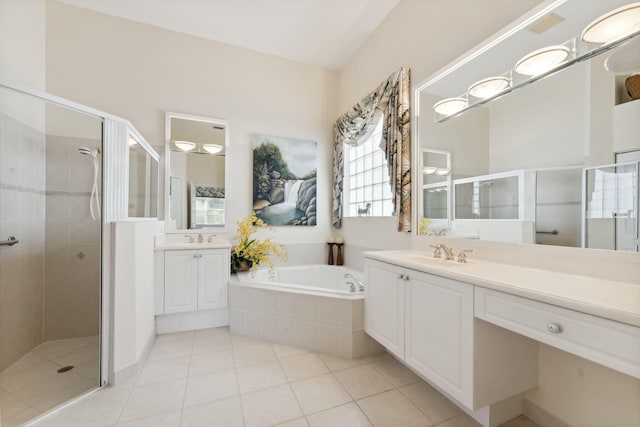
{"left": 174, "top": 141, "right": 197, "bottom": 152}
{"left": 514, "top": 45, "right": 570, "bottom": 76}
{"left": 581, "top": 3, "right": 640, "bottom": 45}
{"left": 202, "top": 144, "right": 223, "bottom": 154}
{"left": 468, "top": 76, "right": 511, "bottom": 99}
{"left": 433, "top": 98, "right": 467, "bottom": 116}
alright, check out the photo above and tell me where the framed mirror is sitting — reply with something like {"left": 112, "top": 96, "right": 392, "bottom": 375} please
{"left": 164, "top": 112, "right": 228, "bottom": 232}
{"left": 416, "top": 0, "right": 640, "bottom": 251}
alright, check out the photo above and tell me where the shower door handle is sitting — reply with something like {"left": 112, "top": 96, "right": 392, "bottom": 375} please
{"left": 0, "top": 236, "right": 19, "bottom": 246}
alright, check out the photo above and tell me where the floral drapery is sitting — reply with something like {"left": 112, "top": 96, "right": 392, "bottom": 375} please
{"left": 331, "top": 66, "right": 411, "bottom": 232}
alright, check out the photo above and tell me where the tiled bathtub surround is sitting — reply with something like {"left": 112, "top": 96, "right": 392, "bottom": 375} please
{"left": 44, "top": 135, "right": 101, "bottom": 340}
{"left": 229, "top": 285, "right": 383, "bottom": 359}
{"left": 0, "top": 112, "right": 46, "bottom": 372}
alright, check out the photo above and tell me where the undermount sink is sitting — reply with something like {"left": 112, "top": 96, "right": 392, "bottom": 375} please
{"left": 406, "top": 255, "right": 462, "bottom": 267}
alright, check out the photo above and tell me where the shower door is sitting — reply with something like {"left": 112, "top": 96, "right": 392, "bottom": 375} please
{"left": 0, "top": 85, "right": 103, "bottom": 426}
{"left": 583, "top": 160, "right": 639, "bottom": 252}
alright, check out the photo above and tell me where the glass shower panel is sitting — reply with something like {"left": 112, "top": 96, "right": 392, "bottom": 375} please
{"left": 0, "top": 85, "right": 103, "bottom": 426}
{"left": 128, "top": 138, "right": 158, "bottom": 218}
{"left": 455, "top": 176, "right": 519, "bottom": 219}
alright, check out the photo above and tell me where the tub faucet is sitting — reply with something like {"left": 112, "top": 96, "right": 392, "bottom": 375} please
{"left": 431, "top": 244, "right": 455, "bottom": 260}
{"left": 344, "top": 273, "right": 365, "bottom": 291}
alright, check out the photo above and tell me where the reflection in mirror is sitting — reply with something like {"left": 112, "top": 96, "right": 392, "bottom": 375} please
{"left": 128, "top": 135, "right": 158, "bottom": 218}
{"left": 416, "top": 0, "right": 640, "bottom": 251}
{"left": 166, "top": 113, "right": 227, "bottom": 230}
{"left": 420, "top": 149, "right": 451, "bottom": 231}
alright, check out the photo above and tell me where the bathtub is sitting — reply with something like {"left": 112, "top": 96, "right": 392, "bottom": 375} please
{"left": 236, "top": 265, "right": 364, "bottom": 298}
{"left": 230, "top": 265, "right": 383, "bottom": 359}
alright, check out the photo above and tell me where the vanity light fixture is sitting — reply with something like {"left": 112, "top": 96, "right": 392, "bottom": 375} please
{"left": 174, "top": 140, "right": 197, "bottom": 152}
{"left": 581, "top": 3, "right": 640, "bottom": 45}
{"left": 434, "top": 168, "right": 451, "bottom": 176}
{"left": 514, "top": 45, "right": 570, "bottom": 76}
{"left": 423, "top": 166, "right": 438, "bottom": 174}
{"left": 433, "top": 97, "right": 467, "bottom": 116}
{"left": 468, "top": 76, "right": 511, "bottom": 99}
{"left": 202, "top": 144, "right": 223, "bottom": 154}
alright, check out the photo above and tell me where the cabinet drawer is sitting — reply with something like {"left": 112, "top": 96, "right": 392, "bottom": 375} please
{"left": 475, "top": 287, "right": 640, "bottom": 379}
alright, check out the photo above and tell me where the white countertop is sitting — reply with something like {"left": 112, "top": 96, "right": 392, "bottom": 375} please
{"left": 155, "top": 238, "right": 232, "bottom": 251}
{"left": 365, "top": 250, "right": 640, "bottom": 328}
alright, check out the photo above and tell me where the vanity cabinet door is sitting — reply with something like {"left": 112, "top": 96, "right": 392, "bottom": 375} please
{"left": 364, "top": 259, "right": 406, "bottom": 359}
{"left": 405, "top": 271, "right": 474, "bottom": 408}
{"left": 197, "top": 249, "right": 229, "bottom": 310}
{"left": 165, "top": 250, "right": 198, "bottom": 313}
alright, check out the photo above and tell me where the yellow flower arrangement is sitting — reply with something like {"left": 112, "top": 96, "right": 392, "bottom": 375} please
{"left": 418, "top": 217, "right": 432, "bottom": 235}
{"left": 231, "top": 213, "right": 287, "bottom": 277}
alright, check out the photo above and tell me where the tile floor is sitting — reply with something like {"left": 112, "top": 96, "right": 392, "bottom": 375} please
{"left": 0, "top": 335, "right": 100, "bottom": 427}
{"left": 26, "top": 327, "right": 539, "bottom": 427}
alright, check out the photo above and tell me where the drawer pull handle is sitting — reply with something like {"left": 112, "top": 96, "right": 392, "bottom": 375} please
{"left": 398, "top": 274, "right": 410, "bottom": 281}
{"left": 547, "top": 323, "right": 562, "bottom": 334}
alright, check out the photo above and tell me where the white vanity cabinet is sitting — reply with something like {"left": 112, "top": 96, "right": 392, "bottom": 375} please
{"left": 365, "top": 258, "right": 538, "bottom": 416}
{"left": 364, "top": 260, "right": 406, "bottom": 358}
{"left": 404, "top": 270, "right": 475, "bottom": 406}
{"left": 164, "top": 248, "right": 230, "bottom": 314}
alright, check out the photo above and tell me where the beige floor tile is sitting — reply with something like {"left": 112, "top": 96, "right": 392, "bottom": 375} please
{"left": 146, "top": 338, "right": 193, "bottom": 362}
{"left": 371, "top": 353, "right": 420, "bottom": 387}
{"left": 34, "top": 337, "right": 94, "bottom": 359}
{"left": 231, "top": 333, "right": 266, "bottom": 349}
{"left": 334, "top": 364, "right": 393, "bottom": 400}
{"left": 233, "top": 342, "right": 276, "bottom": 368}
{"left": 52, "top": 385, "right": 132, "bottom": 427}
{"left": 189, "top": 349, "right": 235, "bottom": 377}
{"left": 184, "top": 369, "right": 238, "bottom": 407}
{"left": 194, "top": 326, "right": 229, "bottom": 337}
{"left": 118, "top": 379, "right": 186, "bottom": 422}
{"left": 432, "top": 414, "right": 482, "bottom": 427}
{"left": 116, "top": 409, "right": 182, "bottom": 427}
{"left": 317, "top": 353, "right": 369, "bottom": 372}
{"left": 155, "top": 331, "right": 195, "bottom": 343}
{"left": 290, "top": 373, "right": 352, "bottom": 415}
{"left": 276, "top": 418, "right": 309, "bottom": 427}
{"left": 398, "top": 381, "right": 462, "bottom": 424}
{"left": 241, "top": 384, "right": 303, "bottom": 427}
{"left": 0, "top": 360, "right": 61, "bottom": 393}
{"left": 136, "top": 356, "right": 190, "bottom": 386}
{"left": 272, "top": 343, "right": 310, "bottom": 359}
{"left": 2, "top": 406, "right": 43, "bottom": 427}
{"left": 357, "top": 389, "right": 431, "bottom": 427}
{"left": 237, "top": 360, "right": 287, "bottom": 394}
{"left": 181, "top": 396, "right": 244, "bottom": 427}
{"left": 307, "top": 402, "right": 372, "bottom": 427}
{"left": 50, "top": 343, "right": 99, "bottom": 367}
{"left": 13, "top": 371, "right": 96, "bottom": 411}
{"left": 74, "top": 358, "right": 100, "bottom": 381}
{"left": 279, "top": 353, "right": 329, "bottom": 382}
{"left": 192, "top": 332, "right": 232, "bottom": 354}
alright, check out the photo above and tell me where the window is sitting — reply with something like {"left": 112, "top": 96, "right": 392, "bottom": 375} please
{"left": 345, "top": 117, "right": 393, "bottom": 217}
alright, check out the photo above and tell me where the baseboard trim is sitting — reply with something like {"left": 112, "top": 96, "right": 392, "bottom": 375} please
{"left": 156, "top": 308, "right": 229, "bottom": 334}
{"left": 524, "top": 398, "right": 571, "bottom": 427}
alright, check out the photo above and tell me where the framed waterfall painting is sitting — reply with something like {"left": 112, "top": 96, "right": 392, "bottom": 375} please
{"left": 252, "top": 134, "right": 317, "bottom": 226}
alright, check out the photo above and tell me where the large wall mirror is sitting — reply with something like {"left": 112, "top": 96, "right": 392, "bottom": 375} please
{"left": 165, "top": 112, "right": 228, "bottom": 232}
{"left": 416, "top": 0, "right": 640, "bottom": 252}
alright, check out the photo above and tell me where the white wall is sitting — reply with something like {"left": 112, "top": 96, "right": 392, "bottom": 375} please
{"left": 336, "top": 0, "right": 541, "bottom": 249}
{"left": 45, "top": 1, "right": 338, "bottom": 245}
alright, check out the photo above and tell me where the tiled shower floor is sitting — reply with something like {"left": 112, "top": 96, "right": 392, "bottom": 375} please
{"left": 0, "top": 335, "right": 99, "bottom": 427}
{"left": 27, "top": 327, "right": 538, "bottom": 427}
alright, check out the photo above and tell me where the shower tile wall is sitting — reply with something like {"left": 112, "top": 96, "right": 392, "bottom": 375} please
{"left": 44, "top": 135, "right": 100, "bottom": 340}
{"left": 0, "top": 113, "right": 46, "bottom": 372}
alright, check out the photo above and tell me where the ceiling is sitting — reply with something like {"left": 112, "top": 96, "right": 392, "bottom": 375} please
{"left": 54, "top": 0, "right": 400, "bottom": 70}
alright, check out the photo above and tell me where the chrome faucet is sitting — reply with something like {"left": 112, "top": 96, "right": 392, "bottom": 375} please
{"left": 430, "top": 244, "right": 455, "bottom": 260}
{"left": 198, "top": 234, "right": 203, "bottom": 243}
{"left": 207, "top": 235, "right": 216, "bottom": 243}
{"left": 457, "top": 248, "right": 474, "bottom": 263}
{"left": 344, "top": 273, "right": 365, "bottom": 291}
